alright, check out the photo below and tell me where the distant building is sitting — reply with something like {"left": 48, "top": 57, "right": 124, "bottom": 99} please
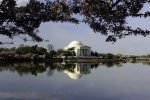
{"left": 65, "top": 41, "right": 91, "bottom": 57}
{"left": 47, "top": 44, "right": 55, "bottom": 52}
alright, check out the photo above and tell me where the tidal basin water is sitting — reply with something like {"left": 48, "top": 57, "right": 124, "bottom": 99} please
{"left": 1, "top": 62, "right": 150, "bottom": 100}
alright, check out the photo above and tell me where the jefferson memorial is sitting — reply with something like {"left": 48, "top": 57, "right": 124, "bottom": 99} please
{"left": 65, "top": 41, "right": 91, "bottom": 57}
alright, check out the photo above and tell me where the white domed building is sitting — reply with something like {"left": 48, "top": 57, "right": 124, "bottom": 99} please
{"left": 65, "top": 41, "right": 91, "bottom": 57}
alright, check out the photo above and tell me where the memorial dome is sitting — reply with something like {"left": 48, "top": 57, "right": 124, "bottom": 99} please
{"left": 65, "top": 41, "right": 83, "bottom": 49}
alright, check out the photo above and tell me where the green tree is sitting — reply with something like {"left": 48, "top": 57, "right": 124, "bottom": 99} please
{"left": 48, "top": 50, "right": 57, "bottom": 58}
{"left": 16, "top": 46, "right": 33, "bottom": 54}
{"left": 16, "top": 45, "right": 47, "bottom": 55}
{"left": 98, "top": 53, "right": 105, "bottom": 59}
{"left": 63, "top": 50, "right": 73, "bottom": 58}
{"left": 91, "top": 51, "right": 95, "bottom": 56}
{"left": 36, "top": 47, "right": 47, "bottom": 55}
{"left": 146, "top": 54, "right": 150, "bottom": 58}
{"left": 10, "top": 47, "right": 16, "bottom": 52}
{"left": 105, "top": 53, "right": 114, "bottom": 59}
{"left": 94, "top": 52, "right": 99, "bottom": 57}
{"left": 56, "top": 49, "right": 64, "bottom": 56}
{"left": 67, "top": 47, "right": 76, "bottom": 56}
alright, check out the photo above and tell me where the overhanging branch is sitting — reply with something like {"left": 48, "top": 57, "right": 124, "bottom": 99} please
{"left": 112, "top": 0, "right": 122, "bottom": 8}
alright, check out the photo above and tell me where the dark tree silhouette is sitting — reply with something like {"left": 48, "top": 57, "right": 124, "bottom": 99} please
{"left": 0, "top": 0, "right": 150, "bottom": 44}
{"left": 0, "top": 0, "right": 78, "bottom": 44}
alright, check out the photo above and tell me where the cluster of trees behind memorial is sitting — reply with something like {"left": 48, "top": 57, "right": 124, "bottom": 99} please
{"left": 1, "top": 0, "right": 150, "bottom": 44}
{"left": 0, "top": 44, "right": 127, "bottom": 61}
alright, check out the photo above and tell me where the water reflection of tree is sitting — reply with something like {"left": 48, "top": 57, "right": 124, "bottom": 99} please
{"left": 15, "top": 63, "right": 46, "bottom": 76}
{"left": 129, "top": 60, "right": 150, "bottom": 66}
{"left": 61, "top": 63, "right": 76, "bottom": 73}
{"left": 47, "top": 63, "right": 56, "bottom": 76}
{"left": 91, "top": 63, "right": 99, "bottom": 69}
{"left": 100, "top": 61, "right": 123, "bottom": 68}
{"left": 0, "top": 62, "right": 47, "bottom": 76}
{"left": 140, "top": 61, "right": 150, "bottom": 66}
{"left": 0, "top": 61, "right": 125, "bottom": 77}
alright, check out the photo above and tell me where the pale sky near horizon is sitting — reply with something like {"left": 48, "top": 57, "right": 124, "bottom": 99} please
{"left": 1, "top": 0, "right": 150, "bottom": 55}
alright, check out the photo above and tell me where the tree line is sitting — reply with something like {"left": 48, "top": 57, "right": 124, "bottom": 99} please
{"left": 0, "top": 44, "right": 128, "bottom": 61}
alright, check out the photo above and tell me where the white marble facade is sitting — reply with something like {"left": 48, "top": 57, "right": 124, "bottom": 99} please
{"left": 65, "top": 41, "right": 91, "bottom": 57}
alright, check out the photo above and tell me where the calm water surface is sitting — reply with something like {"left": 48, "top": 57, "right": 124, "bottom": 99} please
{"left": 0, "top": 62, "right": 150, "bottom": 100}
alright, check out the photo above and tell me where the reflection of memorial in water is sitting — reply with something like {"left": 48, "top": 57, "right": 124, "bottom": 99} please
{"left": 64, "top": 63, "right": 94, "bottom": 80}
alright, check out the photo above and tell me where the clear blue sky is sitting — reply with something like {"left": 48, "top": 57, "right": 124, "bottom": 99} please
{"left": 1, "top": 0, "right": 150, "bottom": 55}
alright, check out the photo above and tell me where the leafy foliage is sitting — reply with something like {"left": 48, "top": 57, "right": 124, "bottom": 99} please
{"left": 1, "top": 0, "right": 150, "bottom": 43}
{"left": 16, "top": 45, "right": 47, "bottom": 54}
{"left": 0, "top": 0, "right": 78, "bottom": 44}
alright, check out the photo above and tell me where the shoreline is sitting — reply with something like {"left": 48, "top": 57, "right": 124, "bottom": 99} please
{"left": 0, "top": 57, "right": 127, "bottom": 63}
